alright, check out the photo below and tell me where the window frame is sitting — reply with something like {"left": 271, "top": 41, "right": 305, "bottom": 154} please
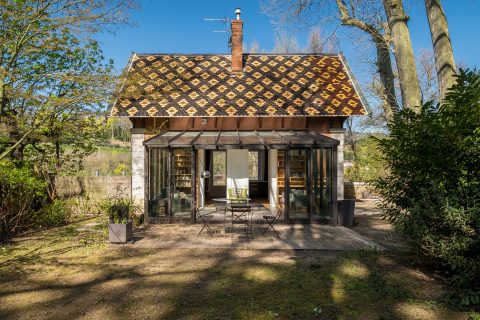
{"left": 248, "top": 150, "right": 264, "bottom": 181}
{"left": 212, "top": 150, "right": 227, "bottom": 186}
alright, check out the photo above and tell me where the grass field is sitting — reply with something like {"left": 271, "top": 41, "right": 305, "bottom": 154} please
{"left": 0, "top": 217, "right": 477, "bottom": 320}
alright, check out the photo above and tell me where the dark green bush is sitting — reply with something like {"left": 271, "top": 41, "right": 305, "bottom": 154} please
{"left": 373, "top": 69, "right": 480, "bottom": 306}
{"left": 35, "top": 199, "right": 72, "bottom": 228}
{"left": 0, "top": 160, "right": 47, "bottom": 235}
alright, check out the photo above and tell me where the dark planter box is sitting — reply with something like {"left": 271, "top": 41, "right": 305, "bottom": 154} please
{"left": 108, "top": 220, "right": 133, "bottom": 243}
{"left": 337, "top": 199, "right": 355, "bottom": 227}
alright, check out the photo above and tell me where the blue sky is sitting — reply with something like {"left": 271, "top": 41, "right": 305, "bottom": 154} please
{"left": 97, "top": 0, "right": 479, "bottom": 78}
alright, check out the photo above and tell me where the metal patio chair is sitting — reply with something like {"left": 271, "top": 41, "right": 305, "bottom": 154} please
{"left": 196, "top": 207, "right": 214, "bottom": 236}
{"left": 229, "top": 204, "right": 252, "bottom": 233}
{"left": 263, "top": 204, "right": 283, "bottom": 237}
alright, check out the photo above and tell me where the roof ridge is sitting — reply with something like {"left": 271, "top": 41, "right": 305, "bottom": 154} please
{"left": 133, "top": 53, "right": 340, "bottom": 57}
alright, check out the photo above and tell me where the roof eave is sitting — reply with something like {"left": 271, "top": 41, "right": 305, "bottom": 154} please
{"left": 108, "top": 52, "right": 137, "bottom": 117}
{"left": 338, "top": 52, "right": 371, "bottom": 115}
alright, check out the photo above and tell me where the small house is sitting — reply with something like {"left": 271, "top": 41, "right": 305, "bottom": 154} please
{"left": 109, "top": 9, "right": 368, "bottom": 224}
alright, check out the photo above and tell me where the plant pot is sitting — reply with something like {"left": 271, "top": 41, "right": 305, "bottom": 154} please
{"left": 337, "top": 199, "right": 355, "bottom": 227}
{"left": 108, "top": 220, "right": 133, "bottom": 243}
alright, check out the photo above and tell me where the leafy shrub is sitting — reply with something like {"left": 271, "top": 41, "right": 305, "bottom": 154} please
{"left": 35, "top": 199, "right": 72, "bottom": 228}
{"left": 345, "top": 135, "right": 388, "bottom": 182}
{"left": 101, "top": 186, "right": 140, "bottom": 224}
{"left": 373, "top": 69, "right": 480, "bottom": 306}
{"left": 0, "top": 160, "right": 47, "bottom": 235}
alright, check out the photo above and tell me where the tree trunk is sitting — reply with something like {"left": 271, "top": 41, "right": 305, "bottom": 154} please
{"left": 0, "top": 71, "right": 5, "bottom": 120}
{"left": 374, "top": 38, "right": 400, "bottom": 121}
{"left": 425, "top": 0, "right": 456, "bottom": 99}
{"left": 335, "top": 0, "right": 399, "bottom": 122}
{"left": 383, "top": 0, "right": 421, "bottom": 111}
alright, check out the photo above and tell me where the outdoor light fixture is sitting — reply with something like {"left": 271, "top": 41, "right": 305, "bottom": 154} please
{"left": 201, "top": 171, "right": 210, "bottom": 179}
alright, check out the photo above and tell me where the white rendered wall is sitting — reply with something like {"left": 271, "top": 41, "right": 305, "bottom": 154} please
{"left": 197, "top": 149, "right": 206, "bottom": 208}
{"left": 131, "top": 128, "right": 145, "bottom": 212}
{"left": 226, "top": 149, "right": 249, "bottom": 197}
{"left": 268, "top": 149, "right": 278, "bottom": 212}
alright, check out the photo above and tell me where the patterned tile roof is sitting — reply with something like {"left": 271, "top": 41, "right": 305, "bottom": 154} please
{"left": 110, "top": 53, "right": 368, "bottom": 117}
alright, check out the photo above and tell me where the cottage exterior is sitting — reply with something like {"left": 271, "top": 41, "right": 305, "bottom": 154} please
{"left": 110, "top": 10, "right": 368, "bottom": 224}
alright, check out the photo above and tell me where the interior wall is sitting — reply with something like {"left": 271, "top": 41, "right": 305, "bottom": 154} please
{"left": 226, "top": 149, "right": 249, "bottom": 198}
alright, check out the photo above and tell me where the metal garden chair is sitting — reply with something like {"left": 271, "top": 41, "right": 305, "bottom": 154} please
{"left": 196, "top": 207, "right": 214, "bottom": 236}
{"left": 229, "top": 204, "right": 252, "bottom": 233}
{"left": 263, "top": 204, "right": 283, "bottom": 237}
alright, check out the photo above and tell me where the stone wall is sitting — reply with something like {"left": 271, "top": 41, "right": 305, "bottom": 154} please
{"left": 344, "top": 182, "right": 377, "bottom": 199}
{"left": 131, "top": 128, "right": 145, "bottom": 212}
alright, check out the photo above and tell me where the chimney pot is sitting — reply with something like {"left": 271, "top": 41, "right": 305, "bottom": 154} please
{"left": 231, "top": 8, "right": 243, "bottom": 73}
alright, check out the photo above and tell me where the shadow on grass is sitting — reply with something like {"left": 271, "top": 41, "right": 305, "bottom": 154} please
{"left": 0, "top": 222, "right": 470, "bottom": 320}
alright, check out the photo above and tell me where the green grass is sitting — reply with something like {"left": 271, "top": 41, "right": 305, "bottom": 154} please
{"left": 0, "top": 220, "right": 476, "bottom": 320}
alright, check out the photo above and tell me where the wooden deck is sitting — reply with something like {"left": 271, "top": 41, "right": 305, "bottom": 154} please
{"left": 127, "top": 206, "right": 384, "bottom": 250}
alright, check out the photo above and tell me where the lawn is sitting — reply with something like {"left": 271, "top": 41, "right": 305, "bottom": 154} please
{"left": 0, "top": 218, "right": 476, "bottom": 320}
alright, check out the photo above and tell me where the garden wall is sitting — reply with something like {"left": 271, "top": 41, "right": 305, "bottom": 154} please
{"left": 55, "top": 176, "right": 131, "bottom": 199}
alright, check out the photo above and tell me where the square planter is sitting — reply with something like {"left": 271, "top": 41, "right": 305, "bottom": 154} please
{"left": 108, "top": 220, "right": 133, "bottom": 243}
{"left": 337, "top": 199, "right": 355, "bottom": 227}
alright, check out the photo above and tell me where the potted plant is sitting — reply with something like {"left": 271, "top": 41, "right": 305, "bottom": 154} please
{"left": 103, "top": 188, "right": 139, "bottom": 243}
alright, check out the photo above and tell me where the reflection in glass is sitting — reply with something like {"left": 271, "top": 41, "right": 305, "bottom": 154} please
{"left": 171, "top": 148, "right": 192, "bottom": 217}
{"left": 248, "top": 151, "right": 259, "bottom": 180}
{"left": 312, "top": 148, "right": 334, "bottom": 220}
{"left": 148, "top": 148, "right": 193, "bottom": 218}
{"left": 148, "top": 149, "right": 169, "bottom": 217}
{"left": 289, "top": 149, "right": 309, "bottom": 219}
{"left": 212, "top": 151, "right": 226, "bottom": 186}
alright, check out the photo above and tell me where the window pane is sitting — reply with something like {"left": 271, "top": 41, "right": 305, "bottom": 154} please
{"left": 148, "top": 148, "right": 169, "bottom": 217}
{"left": 248, "top": 151, "right": 259, "bottom": 180}
{"left": 312, "top": 148, "right": 334, "bottom": 220}
{"left": 171, "top": 148, "right": 192, "bottom": 217}
{"left": 289, "top": 149, "right": 308, "bottom": 219}
{"left": 213, "top": 151, "right": 226, "bottom": 186}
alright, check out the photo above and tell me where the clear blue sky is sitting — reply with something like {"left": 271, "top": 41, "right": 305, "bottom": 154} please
{"left": 97, "top": 0, "right": 479, "bottom": 77}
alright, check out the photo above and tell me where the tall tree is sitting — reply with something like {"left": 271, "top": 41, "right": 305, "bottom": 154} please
{"left": 263, "top": 0, "right": 400, "bottom": 122}
{"left": 335, "top": 0, "right": 399, "bottom": 121}
{"left": 424, "top": 0, "right": 456, "bottom": 99}
{"left": 272, "top": 30, "right": 300, "bottom": 53}
{"left": 306, "top": 26, "right": 338, "bottom": 54}
{"left": 0, "top": 0, "right": 137, "bottom": 160}
{"left": 382, "top": 0, "right": 422, "bottom": 111}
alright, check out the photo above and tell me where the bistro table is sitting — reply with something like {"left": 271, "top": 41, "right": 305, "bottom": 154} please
{"left": 211, "top": 198, "right": 265, "bottom": 233}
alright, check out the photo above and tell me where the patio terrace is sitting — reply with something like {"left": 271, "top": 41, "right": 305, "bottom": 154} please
{"left": 128, "top": 205, "right": 383, "bottom": 250}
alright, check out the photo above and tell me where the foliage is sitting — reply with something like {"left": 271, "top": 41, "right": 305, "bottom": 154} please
{"left": 0, "top": 160, "right": 47, "bottom": 235}
{"left": 345, "top": 134, "right": 387, "bottom": 182}
{"left": 35, "top": 199, "right": 72, "bottom": 229}
{"left": 373, "top": 69, "right": 480, "bottom": 306}
{"left": 101, "top": 186, "right": 139, "bottom": 224}
{"left": 112, "top": 163, "right": 129, "bottom": 176}
{"left": 0, "top": 0, "right": 138, "bottom": 204}
{"left": 82, "top": 146, "right": 131, "bottom": 177}
{"left": 106, "top": 118, "right": 132, "bottom": 142}
{"left": 68, "top": 194, "right": 102, "bottom": 218}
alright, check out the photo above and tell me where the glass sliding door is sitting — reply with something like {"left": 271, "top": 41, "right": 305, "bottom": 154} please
{"left": 148, "top": 148, "right": 193, "bottom": 220}
{"left": 171, "top": 148, "right": 192, "bottom": 217}
{"left": 148, "top": 148, "right": 170, "bottom": 217}
{"left": 312, "top": 148, "right": 334, "bottom": 221}
{"left": 289, "top": 149, "right": 309, "bottom": 219}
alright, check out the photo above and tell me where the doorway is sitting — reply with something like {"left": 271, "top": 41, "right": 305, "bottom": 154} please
{"left": 282, "top": 147, "right": 335, "bottom": 223}
{"left": 204, "top": 149, "right": 268, "bottom": 203}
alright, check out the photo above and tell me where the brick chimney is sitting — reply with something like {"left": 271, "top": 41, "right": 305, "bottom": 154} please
{"left": 230, "top": 8, "right": 243, "bottom": 73}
